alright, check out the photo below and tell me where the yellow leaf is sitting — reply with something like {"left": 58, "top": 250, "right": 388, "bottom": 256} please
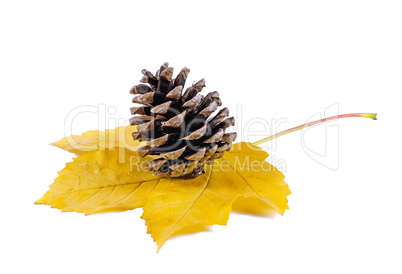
{"left": 143, "top": 143, "right": 290, "bottom": 250}
{"left": 219, "top": 142, "right": 290, "bottom": 215}
{"left": 51, "top": 126, "right": 141, "bottom": 156}
{"left": 232, "top": 197, "right": 279, "bottom": 217}
{"left": 37, "top": 142, "right": 290, "bottom": 251}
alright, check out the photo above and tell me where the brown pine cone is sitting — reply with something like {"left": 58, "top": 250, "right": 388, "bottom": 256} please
{"left": 130, "top": 62, "right": 237, "bottom": 178}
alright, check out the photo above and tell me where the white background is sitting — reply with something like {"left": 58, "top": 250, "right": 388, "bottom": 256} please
{"left": 1, "top": 1, "right": 401, "bottom": 273}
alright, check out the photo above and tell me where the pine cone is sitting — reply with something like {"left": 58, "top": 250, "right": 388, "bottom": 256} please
{"left": 129, "top": 62, "right": 237, "bottom": 178}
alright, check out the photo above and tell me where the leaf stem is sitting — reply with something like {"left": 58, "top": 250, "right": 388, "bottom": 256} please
{"left": 252, "top": 113, "right": 377, "bottom": 146}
